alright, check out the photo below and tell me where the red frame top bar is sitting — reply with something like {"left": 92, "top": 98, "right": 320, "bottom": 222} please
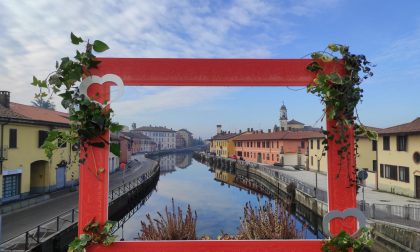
{"left": 92, "top": 58, "right": 327, "bottom": 86}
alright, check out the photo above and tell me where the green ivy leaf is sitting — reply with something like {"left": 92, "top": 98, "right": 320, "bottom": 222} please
{"left": 70, "top": 32, "right": 83, "bottom": 45}
{"left": 92, "top": 40, "right": 109, "bottom": 52}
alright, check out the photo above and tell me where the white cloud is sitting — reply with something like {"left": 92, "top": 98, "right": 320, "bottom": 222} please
{"left": 0, "top": 0, "right": 339, "bottom": 110}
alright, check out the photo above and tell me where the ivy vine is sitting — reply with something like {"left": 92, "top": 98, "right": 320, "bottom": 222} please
{"left": 322, "top": 228, "right": 373, "bottom": 252}
{"left": 68, "top": 219, "right": 117, "bottom": 252}
{"left": 32, "top": 32, "right": 123, "bottom": 164}
{"left": 307, "top": 44, "right": 378, "bottom": 186}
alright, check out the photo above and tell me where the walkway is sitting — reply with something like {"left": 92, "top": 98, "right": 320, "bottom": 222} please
{"left": 264, "top": 165, "right": 420, "bottom": 206}
{"left": 1, "top": 154, "right": 156, "bottom": 243}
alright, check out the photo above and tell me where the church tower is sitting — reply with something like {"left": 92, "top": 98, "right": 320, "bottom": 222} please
{"left": 280, "top": 103, "right": 288, "bottom": 131}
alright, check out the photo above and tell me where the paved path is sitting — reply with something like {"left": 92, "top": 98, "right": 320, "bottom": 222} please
{"left": 265, "top": 165, "right": 420, "bottom": 206}
{"left": 1, "top": 154, "right": 156, "bottom": 243}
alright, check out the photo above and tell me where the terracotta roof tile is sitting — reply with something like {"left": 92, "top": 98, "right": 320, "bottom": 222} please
{"left": 379, "top": 118, "right": 420, "bottom": 134}
{"left": 9, "top": 102, "right": 69, "bottom": 124}
{"left": 211, "top": 133, "right": 239, "bottom": 140}
{"left": 233, "top": 130, "right": 323, "bottom": 141}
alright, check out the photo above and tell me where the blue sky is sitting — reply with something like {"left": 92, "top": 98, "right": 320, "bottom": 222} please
{"left": 0, "top": 0, "right": 419, "bottom": 139}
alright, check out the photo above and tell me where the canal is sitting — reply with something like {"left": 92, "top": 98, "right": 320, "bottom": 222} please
{"left": 113, "top": 152, "right": 322, "bottom": 240}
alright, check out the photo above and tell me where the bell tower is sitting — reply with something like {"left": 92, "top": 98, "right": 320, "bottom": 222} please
{"left": 280, "top": 102, "right": 288, "bottom": 131}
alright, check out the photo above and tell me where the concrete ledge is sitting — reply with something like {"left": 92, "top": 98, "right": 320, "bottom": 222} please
{"left": 0, "top": 195, "right": 50, "bottom": 214}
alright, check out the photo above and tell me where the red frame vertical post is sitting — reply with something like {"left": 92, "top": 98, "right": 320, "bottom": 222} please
{"left": 78, "top": 84, "right": 110, "bottom": 234}
{"left": 75, "top": 58, "right": 356, "bottom": 251}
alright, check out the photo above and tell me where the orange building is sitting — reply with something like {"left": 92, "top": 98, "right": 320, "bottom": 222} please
{"left": 233, "top": 130, "right": 323, "bottom": 167}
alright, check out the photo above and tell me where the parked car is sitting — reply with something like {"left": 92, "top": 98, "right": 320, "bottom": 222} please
{"left": 273, "top": 162, "right": 283, "bottom": 167}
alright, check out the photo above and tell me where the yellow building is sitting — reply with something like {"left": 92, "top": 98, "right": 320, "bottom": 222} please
{"left": 307, "top": 136, "right": 328, "bottom": 173}
{"left": 210, "top": 133, "right": 239, "bottom": 158}
{"left": 377, "top": 118, "right": 420, "bottom": 198}
{"left": 307, "top": 127, "right": 379, "bottom": 175}
{"left": 0, "top": 91, "right": 78, "bottom": 203}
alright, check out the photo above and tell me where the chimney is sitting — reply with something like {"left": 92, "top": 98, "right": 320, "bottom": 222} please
{"left": 260, "top": 130, "right": 263, "bottom": 133}
{"left": 268, "top": 129, "right": 271, "bottom": 133}
{"left": 247, "top": 128, "right": 250, "bottom": 132}
{"left": 239, "top": 129, "right": 242, "bottom": 133}
{"left": 228, "top": 131, "right": 230, "bottom": 134}
{"left": 217, "top": 124, "right": 222, "bottom": 134}
{"left": 251, "top": 128, "right": 254, "bottom": 132}
{"left": 0, "top": 91, "right": 10, "bottom": 108}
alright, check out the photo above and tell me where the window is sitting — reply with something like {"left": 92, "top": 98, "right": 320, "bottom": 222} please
{"left": 399, "top": 166, "right": 409, "bottom": 183}
{"left": 310, "top": 140, "right": 313, "bottom": 149}
{"left": 317, "top": 139, "right": 320, "bottom": 150}
{"left": 311, "top": 156, "right": 313, "bottom": 166}
{"left": 380, "top": 164, "right": 384, "bottom": 177}
{"left": 262, "top": 142, "right": 265, "bottom": 148}
{"left": 9, "top": 129, "right": 17, "bottom": 148}
{"left": 414, "top": 152, "right": 420, "bottom": 164}
{"left": 372, "top": 160, "right": 377, "bottom": 172}
{"left": 372, "top": 140, "right": 377, "bottom": 151}
{"left": 266, "top": 141, "right": 270, "bottom": 148}
{"left": 301, "top": 140, "right": 305, "bottom": 148}
{"left": 38, "top": 130, "right": 49, "bottom": 148}
{"left": 276, "top": 154, "right": 279, "bottom": 161}
{"left": 276, "top": 141, "right": 279, "bottom": 148}
{"left": 267, "top": 154, "right": 270, "bottom": 160}
{"left": 397, "top": 135, "right": 407, "bottom": 151}
{"left": 383, "top": 136, "right": 390, "bottom": 150}
{"left": 247, "top": 142, "right": 249, "bottom": 147}
{"left": 257, "top": 142, "right": 261, "bottom": 148}
{"left": 384, "top": 165, "right": 397, "bottom": 180}
{"left": 3, "top": 174, "right": 21, "bottom": 198}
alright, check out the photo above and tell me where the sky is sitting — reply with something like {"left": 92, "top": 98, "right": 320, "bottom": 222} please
{"left": 0, "top": 0, "right": 419, "bottom": 139}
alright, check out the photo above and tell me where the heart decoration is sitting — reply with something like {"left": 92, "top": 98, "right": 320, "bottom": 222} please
{"left": 79, "top": 74, "right": 124, "bottom": 105}
{"left": 322, "top": 208, "right": 366, "bottom": 238}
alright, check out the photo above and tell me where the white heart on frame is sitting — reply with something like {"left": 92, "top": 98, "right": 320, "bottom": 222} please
{"left": 322, "top": 208, "right": 366, "bottom": 238}
{"left": 79, "top": 74, "right": 124, "bottom": 105}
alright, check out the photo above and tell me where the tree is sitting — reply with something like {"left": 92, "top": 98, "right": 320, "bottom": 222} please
{"left": 31, "top": 97, "right": 56, "bottom": 110}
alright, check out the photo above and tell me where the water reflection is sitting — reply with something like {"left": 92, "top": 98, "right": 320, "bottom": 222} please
{"left": 114, "top": 152, "right": 321, "bottom": 240}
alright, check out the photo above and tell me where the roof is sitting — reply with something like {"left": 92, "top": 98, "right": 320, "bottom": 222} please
{"left": 288, "top": 119, "right": 304, "bottom": 125}
{"left": 124, "top": 131, "right": 153, "bottom": 140}
{"left": 133, "top": 126, "right": 175, "bottom": 132}
{"left": 379, "top": 118, "right": 420, "bottom": 134}
{"left": 211, "top": 133, "right": 240, "bottom": 140}
{"left": 233, "top": 130, "right": 324, "bottom": 141}
{"left": 177, "top": 128, "right": 193, "bottom": 135}
{"left": 0, "top": 102, "right": 69, "bottom": 126}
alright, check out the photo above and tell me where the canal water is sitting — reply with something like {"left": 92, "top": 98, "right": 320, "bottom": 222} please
{"left": 113, "top": 152, "right": 321, "bottom": 240}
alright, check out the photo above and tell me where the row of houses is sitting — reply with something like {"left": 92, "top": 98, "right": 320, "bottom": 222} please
{"left": 0, "top": 90, "right": 194, "bottom": 204}
{"left": 210, "top": 103, "right": 420, "bottom": 199}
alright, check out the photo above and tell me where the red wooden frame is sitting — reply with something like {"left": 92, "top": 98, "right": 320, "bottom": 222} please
{"left": 79, "top": 58, "right": 356, "bottom": 252}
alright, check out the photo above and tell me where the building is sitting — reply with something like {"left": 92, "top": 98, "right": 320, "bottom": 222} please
{"left": 210, "top": 125, "right": 242, "bottom": 158}
{"left": 123, "top": 131, "right": 156, "bottom": 154}
{"left": 356, "top": 127, "right": 381, "bottom": 172}
{"left": 0, "top": 91, "right": 79, "bottom": 203}
{"left": 307, "top": 126, "right": 380, "bottom": 174}
{"left": 109, "top": 133, "right": 120, "bottom": 174}
{"left": 277, "top": 103, "right": 320, "bottom": 132}
{"left": 176, "top": 129, "right": 193, "bottom": 149}
{"left": 307, "top": 135, "right": 328, "bottom": 173}
{"left": 132, "top": 126, "right": 176, "bottom": 150}
{"left": 233, "top": 130, "right": 323, "bottom": 166}
{"left": 377, "top": 118, "right": 420, "bottom": 198}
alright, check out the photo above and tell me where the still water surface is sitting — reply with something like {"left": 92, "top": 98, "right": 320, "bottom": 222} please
{"left": 113, "top": 152, "right": 319, "bottom": 240}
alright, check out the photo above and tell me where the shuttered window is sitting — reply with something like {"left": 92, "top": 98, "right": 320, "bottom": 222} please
{"left": 9, "top": 129, "right": 17, "bottom": 148}
{"left": 38, "top": 130, "right": 49, "bottom": 148}
{"left": 398, "top": 166, "right": 409, "bottom": 183}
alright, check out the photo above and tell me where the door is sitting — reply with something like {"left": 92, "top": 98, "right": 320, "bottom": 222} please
{"left": 257, "top": 153, "right": 262, "bottom": 163}
{"left": 416, "top": 176, "right": 420, "bottom": 199}
{"left": 56, "top": 166, "right": 66, "bottom": 190}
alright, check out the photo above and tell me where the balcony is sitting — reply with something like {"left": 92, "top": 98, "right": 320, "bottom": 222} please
{"left": 0, "top": 145, "right": 8, "bottom": 161}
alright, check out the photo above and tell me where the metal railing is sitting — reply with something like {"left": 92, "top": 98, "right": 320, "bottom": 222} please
{"left": 358, "top": 201, "right": 420, "bottom": 228}
{"left": 1, "top": 209, "right": 78, "bottom": 251}
{"left": 109, "top": 164, "right": 159, "bottom": 201}
{"left": 2, "top": 162, "right": 160, "bottom": 251}
{"left": 251, "top": 162, "right": 328, "bottom": 203}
